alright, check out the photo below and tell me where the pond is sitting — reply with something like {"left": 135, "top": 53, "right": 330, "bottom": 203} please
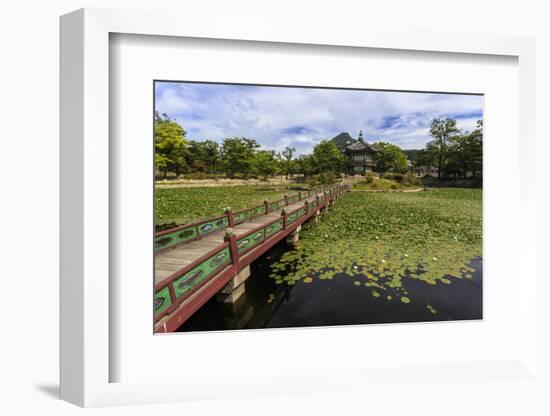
{"left": 177, "top": 189, "right": 483, "bottom": 331}
{"left": 178, "top": 242, "right": 482, "bottom": 332}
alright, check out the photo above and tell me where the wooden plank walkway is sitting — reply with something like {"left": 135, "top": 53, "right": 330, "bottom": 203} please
{"left": 153, "top": 184, "right": 347, "bottom": 332}
{"left": 155, "top": 191, "right": 323, "bottom": 286}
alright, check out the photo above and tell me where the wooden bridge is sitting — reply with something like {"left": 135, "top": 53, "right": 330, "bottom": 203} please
{"left": 154, "top": 183, "right": 348, "bottom": 333}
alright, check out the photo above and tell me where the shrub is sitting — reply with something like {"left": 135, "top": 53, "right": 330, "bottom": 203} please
{"left": 382, "top": 172, "right": 394, "bottom": 180}
{"left": 390, "top": 183, "right": 398, "bottom": 190}
{"left": 401, "top": 172, "right": 422, "bottom": 187}
{"left": 184, "top": 172, "right": 215, "bottom": 180}
{"left": 365, "top": 173, "right": 375, "bottom": 183}
{"left": 306, "top": 171, "right": 337, "bottom": 186}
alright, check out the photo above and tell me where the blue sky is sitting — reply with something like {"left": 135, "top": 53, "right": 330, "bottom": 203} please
{"left": 155, "top": 82, "right": 483, "bottom": 153}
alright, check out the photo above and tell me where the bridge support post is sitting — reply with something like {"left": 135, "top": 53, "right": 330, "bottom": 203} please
{"left": 217, "top": 228, "right": 249, "bottom": 304}
{"left": 286, "top": 225, "right": 301, "bottom": 247}
{"left": 217, "top": 265, "right": 250, "bottom": 304}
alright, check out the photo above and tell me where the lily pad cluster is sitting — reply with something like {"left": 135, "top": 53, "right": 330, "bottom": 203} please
{"left": 156, "top": 185, "right": 289, "bottom": 226}
{"left": 268, "top": 189, "right": 482, "bottom": 306}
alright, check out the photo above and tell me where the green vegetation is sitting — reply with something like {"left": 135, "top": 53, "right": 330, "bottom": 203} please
{"left": 268, "top": 189, "right": 482, "bottom": 305}
{"left": 155, "top": 114, "right": 345, "bottom": 182}
{"left": 155, "top": 185, "right": 290, "bottom": 226}
{"left": 353, "top": 175, "right": 421, "bottom": 191}
{"left": 372, "top": 142, "right": 408, "bottom": 173}
{"left": 155, "top": 112, "right": 189, "bottom": 178}
{"left": 155, "top": 111, "right": 483, "bottom": 186}
{"left": 415, "top": 118, "right": 483, "bottom": 182}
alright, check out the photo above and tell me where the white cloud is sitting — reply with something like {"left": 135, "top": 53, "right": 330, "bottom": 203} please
{"left": 155, "top": 82, "right": 483, "bottom": 152}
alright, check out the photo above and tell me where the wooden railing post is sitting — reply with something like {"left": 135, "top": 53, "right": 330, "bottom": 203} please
{"left": 304, "top": 200, "right": 309, "bottom": 213}
{"left": 264, "top": 199, "right": 269, "bottom": 214}
{"left": 298, "top": 191, "right": 302, "bottom": 201}
{"left": 224, "top": 228, "right": 239, "bottom": 267}
{"left": 225, "top": 207, "right": 234, "bottom": 227}
{"left": 284, "top": 193, "right": 289, "bottom": 206}
{"left": 282, "top": 208, "right": 288, "bottom": 229}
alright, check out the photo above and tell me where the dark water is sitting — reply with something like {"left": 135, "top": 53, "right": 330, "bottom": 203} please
{"left": 177, "top": 241, "right": 482, "bottom": 332}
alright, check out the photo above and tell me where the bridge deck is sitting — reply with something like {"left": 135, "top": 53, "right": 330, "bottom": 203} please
{"left": 153, "top": 184, "right": 346, "bottom": 333}
{"left": 155, "top": 193, "right": 321, "bottom": 285}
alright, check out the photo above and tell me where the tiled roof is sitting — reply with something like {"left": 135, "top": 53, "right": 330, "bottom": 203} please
{"left": 346, "top": 140, "right": 379, "bottom": 152}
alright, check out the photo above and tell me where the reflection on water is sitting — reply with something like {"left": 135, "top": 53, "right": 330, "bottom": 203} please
{"left": 178, "top": 241, "right": 482, "bottom": 332}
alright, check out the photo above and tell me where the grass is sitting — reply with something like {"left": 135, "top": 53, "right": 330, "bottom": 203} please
{"left": 155, "top": 185, "right": 292, "bottom": 226}
{"left": 268, "top": 188, "right": 482, "bottom": 303}
{"left": 352, "top": 177, "right": 421, "bottom": 191}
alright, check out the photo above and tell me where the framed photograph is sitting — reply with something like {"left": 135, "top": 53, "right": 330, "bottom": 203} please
{"left": 60, "top": 8, "right": 538, "bottom": 408}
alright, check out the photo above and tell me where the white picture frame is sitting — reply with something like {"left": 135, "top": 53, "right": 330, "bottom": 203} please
{"left": 60, "top": 7, "right": 539, "bottom": 408}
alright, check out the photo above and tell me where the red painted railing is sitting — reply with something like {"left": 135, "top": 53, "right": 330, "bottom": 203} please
{"left": 154, "top": 185, "right": 334, "bottom": 253}
{"left": 154, "top": 183, "right": 347, "bottom": 330}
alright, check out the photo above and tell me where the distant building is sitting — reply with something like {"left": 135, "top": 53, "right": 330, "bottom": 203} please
{"left": 334, "top": 130, "right": 380, "bottom": 175}
{"left": 415, "top": 165, "right": 438, "bottom": 177}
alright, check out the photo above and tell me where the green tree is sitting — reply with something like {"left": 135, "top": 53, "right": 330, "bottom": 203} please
{"left": 446, "top": 119, "right": 483, "bottom": 179}
{"left": 253, "top": 150, "right": 280, "bottom": 181}
{"left": 293, "top": 154, "right": 313, "bottom": 176}
{"left": 203, "top": 140, "right": 221, "bottom": 177}
{"left": 414, "top": 147, "right": 438, "bottom": 172}
{"left": 221, "top": 137, "right": 260, "bottom": 178}
{"left": 154, "top": 112, "right": 188, "bottom": 178}
{"left": 310, "top": 140, "right": 345, "bottom": 175}
{"left": 187, "top": 140, "right": 222, "bottom": 176}
{"left": 281, "top": 146, "right": 296, "bottom": 179}
{"left": 373, "top": 142, "right": 408, "bottom": 173}
{"left": 428, "top": 118, "right": 459, "bottom": 180}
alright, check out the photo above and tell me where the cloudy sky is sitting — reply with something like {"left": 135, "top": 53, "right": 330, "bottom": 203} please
{"left": 155, "top": 82, "right": 483, "bottom": 154}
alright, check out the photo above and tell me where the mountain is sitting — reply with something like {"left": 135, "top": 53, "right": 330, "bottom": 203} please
{"left": 403, "top": 149, "right": 421, "bottom": 163}
{"left": 331, "top": 132, "right": 357, "bottom": 152}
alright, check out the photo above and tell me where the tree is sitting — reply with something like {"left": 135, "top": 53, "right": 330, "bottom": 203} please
{"left": 414, "top": 147, "right": 438, "bottom": 172}
{"left": 310, "top": 140, "right": 345, "bottom": 175}
{"left": 202, "top": 140, "right": 221, "bottom": 177}
{"left": 446, "top": 119, "right": 483, "bottom": 179}
{"left": 154, "top": 112, "right": 189, "bottom": 178}
{"left": 221, "top": 137, "right": 260, "bottom": 178}
{"left": 293, "top": 154, "right": 314, "bottom": 176}
{"left": 428, "top": 118, "right": 459, "bottom": 180}
{"left": 253, "top": 150, "right": 280, "bottom": 181}
{"left": 188, "top": 140, "right": 222, "bottom": 176}
{"left": 373, "top": 142, "right": 408, "bottom": 173}
{"left": 281, "top": 146, "right": 296, "bottom": 179}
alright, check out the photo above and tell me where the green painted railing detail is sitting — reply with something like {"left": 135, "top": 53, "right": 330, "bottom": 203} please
{"left": 155, "top": 226, "right": 197, "bottom": 251}
{"left": 268, "top": 200, "right": 285, "bottom": 211}
{"left": 198, "top": 217, "right": 229, "bottom": 235}
{"left": 250, "top": 206, "right": 266, "bottom": 218}
{"left": 234, "top": 210, "right": 250, "bottom": 224}
{"left": 265, "top": 220, "right": 283, "bottom": 237}
{"left": 154, "top": 286, "right": 172, "bottom": 317}
{"left": 237, "top": 229, "right": 265, "bottom": 254}
{"left": 287, "top": 195, "right": 299, "bottom": 204}
{"left": 235, "top": 206, "right": 265, "bottom": 224}
{"left": 172, "top": 247, "right": 231, "bottom": 299}
{"left": 155, "top": 185, "right": 343, "bottom": 253}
